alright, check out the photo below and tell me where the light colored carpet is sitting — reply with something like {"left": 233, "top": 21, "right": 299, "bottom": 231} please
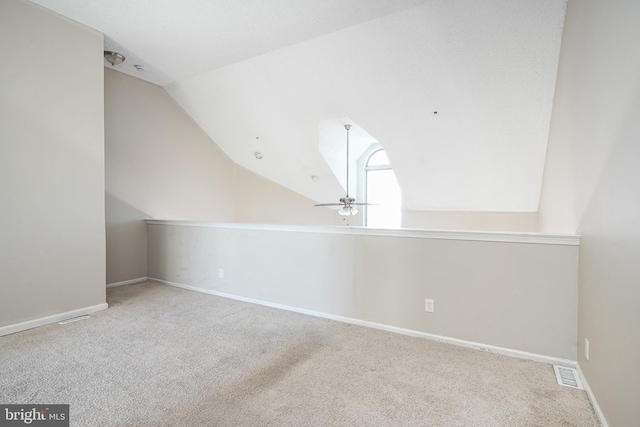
{"left": 1, "top": 281, "right": 599, "bottom": 426}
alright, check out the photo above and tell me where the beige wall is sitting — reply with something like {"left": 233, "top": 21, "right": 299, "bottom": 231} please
{"left": 105, "top": 69, "right": 333, "bottom": 283}
{"left": 539, "top": 0, "right": 640, "bottom": 424}
{"left": 233, "top": 166, "right": 334, "bottom": 226}
{"left": 105, "top": 68, "right": 235, "bottom": 283}
{"left": 148, "top": 223, "right": 579, "bottom": 360}
{"left": 105, "top": 193, "right": 149, "bottom": 284}
{"left": 0, "top": 1, "right": 106, "bottom": 327}
{"left": 105, "top": 68, "right": 237, "bottom": 221}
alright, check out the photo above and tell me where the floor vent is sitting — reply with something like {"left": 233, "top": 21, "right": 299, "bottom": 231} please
{"left": 58, "top": 315, "right": 90, "bottom": 325}
{"left": 553, "top": 365, "right": 583, "bottom": 389}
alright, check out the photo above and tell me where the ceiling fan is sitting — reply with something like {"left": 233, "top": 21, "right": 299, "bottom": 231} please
{"left": 315, "top": 124, "right": 373, "bottom": 216}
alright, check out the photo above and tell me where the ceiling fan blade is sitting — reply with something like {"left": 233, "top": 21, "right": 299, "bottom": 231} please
{"left": 316, "top": 200, "right": 378, "bottom": 207}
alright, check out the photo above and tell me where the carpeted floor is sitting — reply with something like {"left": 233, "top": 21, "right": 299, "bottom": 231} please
{"left": 1, "top": 281, "right": 599, "bottom": 426}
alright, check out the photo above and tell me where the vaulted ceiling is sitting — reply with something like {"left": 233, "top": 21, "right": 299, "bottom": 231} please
{"left": 31, "top": 0, "right": 567, "bottom": 212}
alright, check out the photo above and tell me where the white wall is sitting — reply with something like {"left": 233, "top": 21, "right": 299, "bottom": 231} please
{"left": 401, "top": 210, "right": 538, "bottom": 232}
{"left": 148, "top": 222, "right": 579, "bottom": 360}
{"left": 538, "top": 0, "right": 640, "bottom": 424}
{"left": 0, "top": 1, "right": 106, "bottom": 328}
{"left": 165, "top": 0, "right": 567, "bottom": 214}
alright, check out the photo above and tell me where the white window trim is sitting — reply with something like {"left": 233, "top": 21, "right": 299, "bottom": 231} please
{"left": 357, "top": 143, "right": 382, "bottom": 226}
{"left": 366, "top": 148, "right": 395, "bottom": 227}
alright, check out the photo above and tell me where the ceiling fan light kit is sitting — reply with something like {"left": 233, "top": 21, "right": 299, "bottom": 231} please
{"left": 104, "top": 51, "right": 125, "bottom": 66}
{"left": 338, "top": 197, "right": 358, "bottom": 216}
{"left": 315, "top": 124, "right": 371, "bottom": 216}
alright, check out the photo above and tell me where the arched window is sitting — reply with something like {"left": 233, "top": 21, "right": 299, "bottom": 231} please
{"left": 365, "top": 149, "right": 401, "bottom": 228}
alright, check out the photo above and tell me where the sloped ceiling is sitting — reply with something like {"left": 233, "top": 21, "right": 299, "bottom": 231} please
{"left": 31, "top": 0, "right": 567, "bottom": 212}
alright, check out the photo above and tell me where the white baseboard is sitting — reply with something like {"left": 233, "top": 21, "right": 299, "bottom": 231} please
{"left": 148, "top": 277, "right": 576, "bottom": 368}
{"left": 0, "top": 303, "right": 109, "bottom": 337}
{"left": 106, "top": 277, "right": 148, "bottom": 288}
{"left": 577, "top": 364, "right": 609, "bottom": 427}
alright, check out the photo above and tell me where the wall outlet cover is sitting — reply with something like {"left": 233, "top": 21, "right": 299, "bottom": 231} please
{"left": 425, "top": 298, "right": 434, "bottom": 313}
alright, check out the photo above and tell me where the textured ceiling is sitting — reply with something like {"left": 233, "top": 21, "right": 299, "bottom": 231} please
{"left": 30, "top": 0, "right": 567, "bottom": 212}
{"left": 30, "top": 0, "right": 429, "bottom": 86}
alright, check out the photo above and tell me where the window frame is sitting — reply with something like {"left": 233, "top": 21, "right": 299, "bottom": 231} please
{"left": 363, "top": 147, "right": 400, "bottom": 228}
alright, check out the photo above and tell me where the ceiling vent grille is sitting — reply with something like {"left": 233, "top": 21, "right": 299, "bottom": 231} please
{"left": 553, "top": 365, "right": 583, "bottom": 389}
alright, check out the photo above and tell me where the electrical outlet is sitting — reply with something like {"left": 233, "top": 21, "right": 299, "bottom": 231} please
{"left": 425, "top": 298, "right": 434, "bottom": 313}
{"left": 218, "top": 268, "right": 224, "bottom": 279}
{"left": 585, "top": 338, "right": 590, "bottom": 361}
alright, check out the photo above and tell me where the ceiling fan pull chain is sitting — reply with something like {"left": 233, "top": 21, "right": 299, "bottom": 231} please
{"left": 314, "top": 123, "right": 370, "bottom": 216}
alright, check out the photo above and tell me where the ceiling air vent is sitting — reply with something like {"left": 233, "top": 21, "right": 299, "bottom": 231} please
{"left": 553, "top": 365, "right": 584, "bottom": 389}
